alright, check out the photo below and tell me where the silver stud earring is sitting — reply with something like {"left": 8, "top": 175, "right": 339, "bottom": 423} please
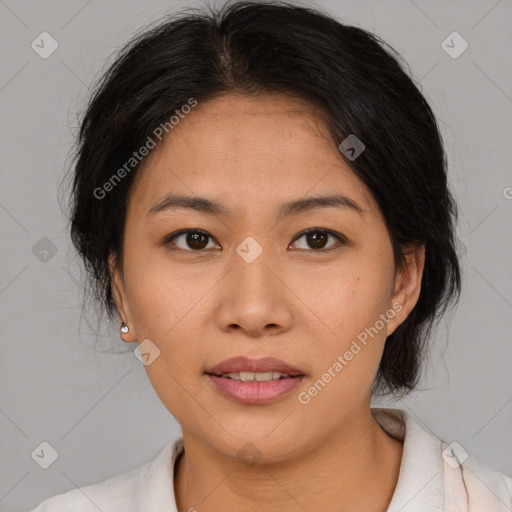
{"left": 120, "top": 321, "right": 129, "bottom": 334}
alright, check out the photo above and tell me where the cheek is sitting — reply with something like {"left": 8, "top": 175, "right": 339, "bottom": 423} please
{"left": 301, "top": 269, "right": 392, "bottom": 411}
{"left": 120, "top": 286, "right": 198, "bottom": 410}
{"left": 124, "top": 265, "right": 206, "bottom": 415}
{"left": 295, "top": 252, "right": 395, "bottom": 401}
{"left": 124, "top": 249, "right": 200, "bottom": 336}
{"left": 298, "top": 251, "right": 395, "bottom": 340}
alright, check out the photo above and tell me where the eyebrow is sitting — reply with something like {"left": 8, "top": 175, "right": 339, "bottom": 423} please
{"left": 147, "top": 192, "right": 366, "bottom": 219}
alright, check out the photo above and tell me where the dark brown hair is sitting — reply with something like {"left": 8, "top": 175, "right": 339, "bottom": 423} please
{"left": 64, "top": 0, "right": 462, "bottom": 397}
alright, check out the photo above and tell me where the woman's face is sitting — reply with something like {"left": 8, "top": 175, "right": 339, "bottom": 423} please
{"left": 111, "top": 93, "right": 424, "bottom": 462}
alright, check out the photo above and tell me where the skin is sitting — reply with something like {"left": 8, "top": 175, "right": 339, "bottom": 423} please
{"left": 110, "top": 93, "right": 425, "bottom": 512}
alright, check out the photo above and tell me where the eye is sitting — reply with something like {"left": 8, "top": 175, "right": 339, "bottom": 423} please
{"left": 289, "top": 229, "right": 346, "bottom": 252}
{"left": 163, "top": 228, "right": 347, "bottom": 253}
{"left": 164, "top": 229, "right": 220, "bottom": 252}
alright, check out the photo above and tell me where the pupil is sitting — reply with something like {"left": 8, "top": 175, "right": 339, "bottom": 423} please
{"left": 187, "top": 232, "right": 208, "bottom": 250}
{"left": 307, "top": 231, "right": 327, "bottom": 249}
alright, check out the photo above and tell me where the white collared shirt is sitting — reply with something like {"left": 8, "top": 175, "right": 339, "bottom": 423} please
{"left": 27, "top": 407, "right": 512, "bottom": 511}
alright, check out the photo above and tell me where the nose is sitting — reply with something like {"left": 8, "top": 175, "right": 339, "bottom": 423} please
{"left": 215, "top": 243, "right": 294, "bottom": 337}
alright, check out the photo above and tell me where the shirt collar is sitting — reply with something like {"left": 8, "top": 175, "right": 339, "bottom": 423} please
{"left": 372, "top": 407, "right": 445, "bottom": 511}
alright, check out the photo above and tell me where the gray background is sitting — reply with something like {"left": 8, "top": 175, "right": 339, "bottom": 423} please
{"left": 1, "top": 0, "right": 511, "bottom": 510}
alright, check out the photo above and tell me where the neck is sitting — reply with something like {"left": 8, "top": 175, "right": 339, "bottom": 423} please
{"left": 174, "top": 407, "right": 403, "bottom": 512}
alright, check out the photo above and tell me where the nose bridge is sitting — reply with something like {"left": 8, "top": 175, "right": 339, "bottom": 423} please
{"left": 214, "top": 233, "right": 293, "bottom": 334}
{"left": 232, "top": 234, "right": 278, "bottom": 296}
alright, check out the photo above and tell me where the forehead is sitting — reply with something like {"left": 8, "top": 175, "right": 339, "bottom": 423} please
{"left": 128, "top": 93, "right": 380, "bottom": 221}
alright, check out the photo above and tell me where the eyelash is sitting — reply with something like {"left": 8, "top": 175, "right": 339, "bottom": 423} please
{"left": 162, "top": 228, "right": 348, "bottom": 254}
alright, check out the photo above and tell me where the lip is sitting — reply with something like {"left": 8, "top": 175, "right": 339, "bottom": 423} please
{"left": 206, "top": 374, "right": 305, "bottom": 405}
{"left": 205, "top": 356, "right": 305, "bottom": 376}
{"left": 204, "top": 356, "right": 306, "bottom": 405}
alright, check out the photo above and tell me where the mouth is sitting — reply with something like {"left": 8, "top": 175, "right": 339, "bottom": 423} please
{"left": 205, "top": 355, "right": 306, "bottom": 378}
{"left": 204, "top": 356, "right": 306, "bottom": 405}
{"left": 204, "top": 371, "right": 304, "bottom": 381}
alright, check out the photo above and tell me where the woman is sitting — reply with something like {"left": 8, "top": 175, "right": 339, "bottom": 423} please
{"left": 28, "top": 1, "right": 512, "bottom": 510}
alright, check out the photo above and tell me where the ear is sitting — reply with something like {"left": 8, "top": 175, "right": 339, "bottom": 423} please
{"left": 386, "top": 243, "right": 426, "bottom": 337}
{"left": 108, "top": 252, "right": 137, "bottom": 343}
